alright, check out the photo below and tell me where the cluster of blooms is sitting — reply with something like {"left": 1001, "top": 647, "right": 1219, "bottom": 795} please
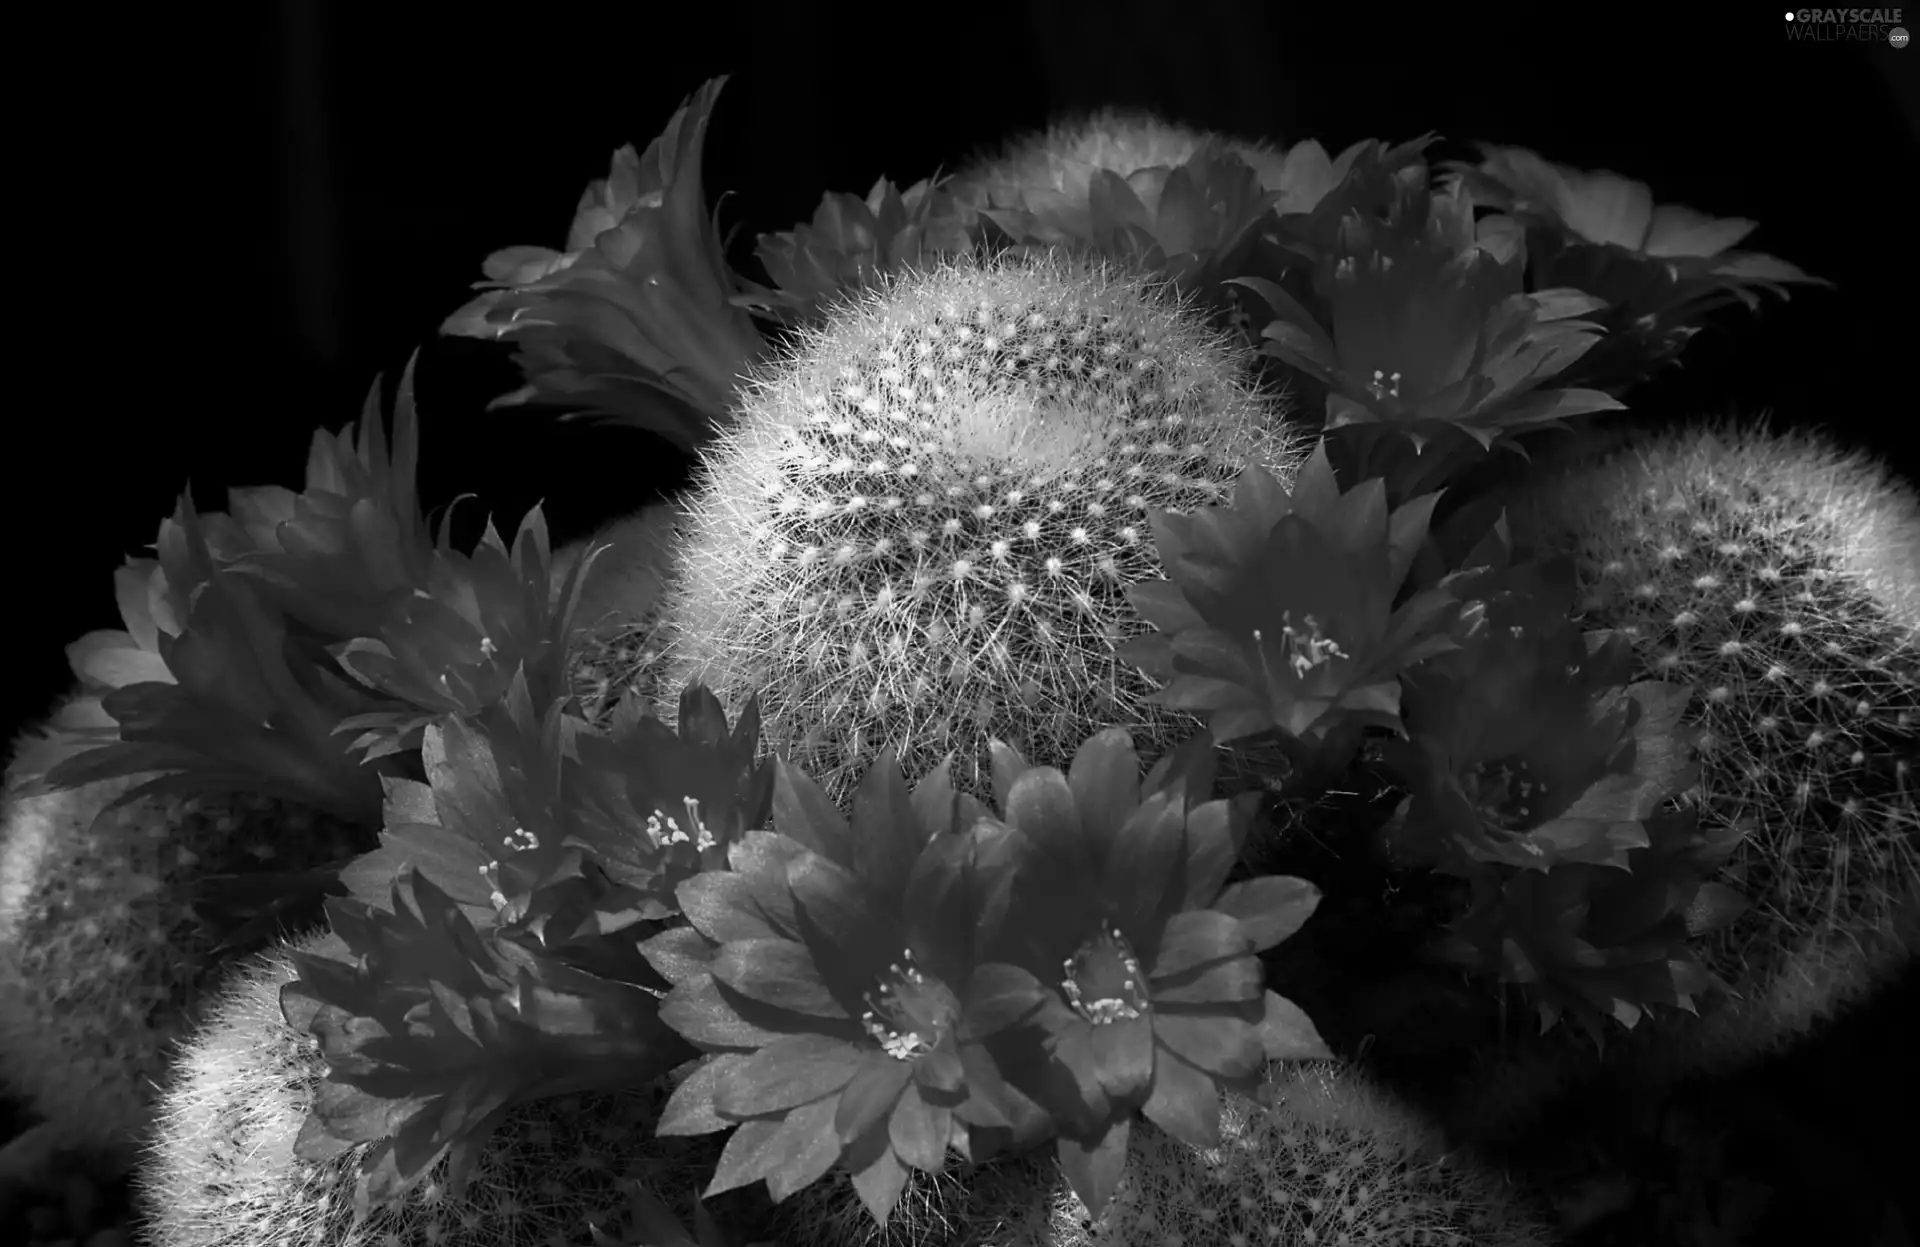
{"left": 11, "top": 70, "right": 1893, "bottom": 1247}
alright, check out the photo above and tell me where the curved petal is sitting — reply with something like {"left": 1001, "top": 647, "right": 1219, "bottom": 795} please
{"left": 1210, "top": 875, "right": 1322, "bottom": 951}
{"left": 1066, "top": 728, "right": 1142, "bottom": 842}
{"left": 714, "top": 1033, "right": 869, "bottom": 1118}
{"left": 1150, "top": 952, "right": 1264, "bottom": 1007}
{"left": 835, "top": 1055, "right": 915, "bottom": 1146}
{"left": 962, "top": 962, "right": 1053, "bottom": 1038}
{"left": 1103, "top": 794, "right": 1188, "bottom": 941}
{"left": 1088, "top": 1014, "right": 1156, "bottom": 1107}
{"left": 1138, "top": 1043, "right": 1224, "bottom": 1149}
{"left": 1004, "top": 765, "right": 1088, "bottom": 874}
{"left": 1146, "top": 910, "right": 1255, "bottom": 982}
{"left": 658, "top": 976, "right": 788, "bottom": 1049}
{"left": 889, "top": 1084, "right": 954, "bottom": 1174}
{"left": 709, "top": 938, "right": 849, "bottom": 1020}
{"left": 1151, "top": 1010, "right": 1264, "bottom": 1079}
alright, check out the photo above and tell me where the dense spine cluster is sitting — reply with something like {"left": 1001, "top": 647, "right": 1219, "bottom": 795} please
{"left": 659, "top": 254, "right": 1305, "bottom": 802}
{"left": 137, "top": 934, "right": 726, "bottom": 1247}
{"left": 1512, "top": 418, "right": 1920, "bottom": 1070}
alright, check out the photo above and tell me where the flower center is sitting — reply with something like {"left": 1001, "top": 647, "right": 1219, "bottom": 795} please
{"left": 1061, "top": 922, "right": 1151, "bottom": 1024}
{"left": 1465, "top": 757, "right": 1550, "bottom": 838}
{"left": 861, "top": 949, "right": 959, "bottom": 1061}
{"left": 1253, "top": 610, "right": 1350, "bottom": 682}
{"left": 644, "top": 796, "right": 717, "bottom": 853}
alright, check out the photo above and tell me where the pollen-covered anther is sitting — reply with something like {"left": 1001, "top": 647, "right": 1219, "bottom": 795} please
{"left": 1061, "top": 922, "right": 1150, "bottom": 1023}
{"left": 861, "top": 948, "right": 959, "bottom": 1061}
{"left": 644, "top": 796, "right": 717, "bottom": 852}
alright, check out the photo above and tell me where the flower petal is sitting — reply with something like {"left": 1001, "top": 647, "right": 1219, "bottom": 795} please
{"left": 701, "top": 1116, "right": 788, "bottom": 1198}
{"left": 1056, "top": 1117, "right": 1132, "bottom": 1220}
{"left": 1138, "top": 1044, "right": 1224, "bottom": 1149}
{"left": 1148, "top": 909, "right": 1256, "bottom": 981}
{"left": 762, "top": 1095, "right": 844, "bottom": 1203}
{"left": 835, "top": 1056, "right": 915, "bottom": 1146}
{"left": 1258, "top": 990, "right": 1332, "bottom": 1060}
{"left": 714, "top": 1033, "right": 868, "bottom": 1118}
{"left": 1103, "top": 794, "right": 1188, "bottom": 940}
{"left": 654, "top": 1051, "right": 752, "bottom": 1137}
{"left": 1004, "top": 765, "right": 1087, "bottom": 872}
{"left": 961, "top": 962, "right": 1052, "bottom": 1037}
{"left": 1151, "top": 953, "right": 1264, "bottom": 1006}
{"left": 889, "top": 1084, "right": 954, "bottom": 1174}
{"left": 1066, "top": 728, "right": 1142, "bottom": 842}
{"left": 773, "top": 755, "right": 854, "bottom": 864}
{"left": 710, "top": 938, "right": 849, "bottom": 1020}
{"left": 1642, "top": 203, "right": 1756, "bottom": 259}
{"left": 676, "top": 871, "right": 786, "bottom": 945}
{"left": 911, "top": 1044, "right": 967, "bottom": 1098}
{"left": 1178, "top": 798, "right": 1245, "bottom": 910}
{"left": 1151, "top": 1010, "right": 1264, "bottom": 1079}
{"left": 1088, "top": 1014, "right": 1156, "bottom": 1107}
{"left": 1208, "top": 875, "right": 1322, "bottom": 951}
{"left": 848, "top": 746, "right": 926, "bottom": 898}
{"left": 787, "top": 849, "right": 887, "bottom": 975}
{"left": 659, "top": 976, "right": 788, "bottom": 1049}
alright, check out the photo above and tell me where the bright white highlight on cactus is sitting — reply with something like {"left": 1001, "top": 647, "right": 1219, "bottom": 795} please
{"left": 1041, "top": 1061, "right": 1552, "bottom": 1247}
{"left": 137, "top": 933, "right": 725, "bottom": 1247}
{"left": 1514, "top": 416, "right": 1920, "bottom": 1070}
{"left": 0, "top": 702, "right": 365, "bottom": 1180}
{"left": 659, "top": 253, "right": 1305, "bottom": 801}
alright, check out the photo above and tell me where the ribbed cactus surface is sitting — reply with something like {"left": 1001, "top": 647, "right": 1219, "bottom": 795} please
{"left": 1511, "top": 418, "right": 1920, "bottom": 1070}
{"left": 658, "top": 253, "right": 1305, "bottom": 802}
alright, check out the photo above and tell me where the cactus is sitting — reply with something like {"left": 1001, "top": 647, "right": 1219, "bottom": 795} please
{"left": 0, "top": 699, "right": 368, "bottom": 1184}
{"left": 949, "top": 106, "right": 1286, "bottom": 229}
{"left": 1508, "top": 415, "right": 1920, "bottom": 1074}
{"left": 137, "top": 931, "right": 731, "bottom": 1247}
{"left": 553, "top": 503, "right": 685, "bottom": 727}
{"left": 1014, "top": 1061, "right": 1551, "bottom": 1247}
{"left": 657, "top": 252, "right": 1307, "bottom": 802}
{"left": 765, "top": 1150, "right": 1059, "bottom": 1247}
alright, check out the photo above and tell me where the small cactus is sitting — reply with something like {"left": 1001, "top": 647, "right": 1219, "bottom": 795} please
{"left": 0, "top": 699, "right": 369, "bottom": 1183}
{"left": 950, "top": 106, "right": 1287, "bottom": 228}
{"left": 1510, "top": 416, "right": 1920, "bottom": 1073}
{"left": 1030, "top": 1061, "right": 1551, "bottom": 1247}
{"left": 137, "top": 932, "right": 730, "bottom": 1247}
{"left": 657, "top": 252, "right": 1306, "bottom": 802}
{"left": 553, "top": 503, "right": 685, "bottom": 725}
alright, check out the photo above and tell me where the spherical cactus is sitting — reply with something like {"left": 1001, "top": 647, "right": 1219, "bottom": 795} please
{"left": 1028, "top": 1061, "right": 1551, "bottom": 1247}
{"left": 137, "top": 931, "right": 728, "bottom": 1247}
{"left": 553, "top": 502, "right": 684, "bottom": 725}
{"left": 949, "top": 106, "right": 1287, "bottom": 229}
{"left": 657, "top": 252, "right": 1306, "bottom": 802}
{"left": 1509, "top": 416, "right": 1920, "bottom": 1074}
{"left": 0, "top": 697, "right": 367, "bottom": 1182}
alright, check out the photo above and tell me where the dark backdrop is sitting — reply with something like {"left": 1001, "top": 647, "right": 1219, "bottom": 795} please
{"left": 13, "top": 2, "right": 1916, "bottom": 737}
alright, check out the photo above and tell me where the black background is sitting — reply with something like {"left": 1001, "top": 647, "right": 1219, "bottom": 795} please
{"left": 12, "top": 4, "right": 1916, "bottom": 733}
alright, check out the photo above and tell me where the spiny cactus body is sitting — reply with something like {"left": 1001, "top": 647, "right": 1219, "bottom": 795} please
{"left": 951, "top": 106, "right": 1285, "bottom": 228}
{"left": 0, "top": 700, "right": 367, "bottom": 1181}
{"left": 1511, "top": 416, "right": 1920, "bottom": 1073}
{"left": 1032, "top": 1061, "right": 1550, "bottom": 1247}
{"left": 553, "top": 502, "right": 684, "bottom": 725}
{"left": 658, "top": 253, "right": 1305, "bottom": 801}
{"left": 138, "top": 932, "right": 728, "bottom": 1247}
